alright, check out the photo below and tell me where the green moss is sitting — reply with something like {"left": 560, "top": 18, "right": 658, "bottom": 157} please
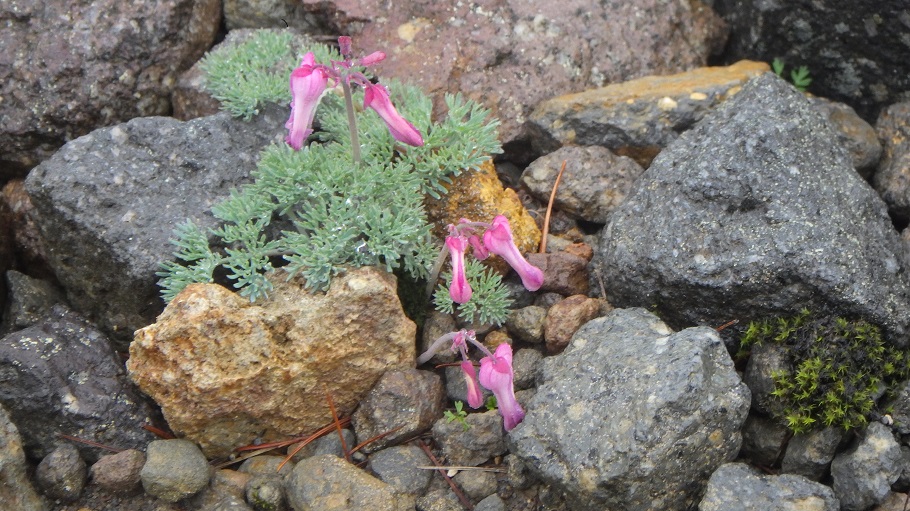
{"left": 740, "top": 310, "right": 910, "bottom": 434}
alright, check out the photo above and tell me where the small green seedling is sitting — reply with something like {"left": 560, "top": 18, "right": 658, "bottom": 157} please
{"left": 444, "top": 401, "right": 470, "bottom": 431}
{"left": 484, "top": 395, "right": 498, "bottom": 412}
{"left": 772, "top": 57, "right": 812, "bottom": 92}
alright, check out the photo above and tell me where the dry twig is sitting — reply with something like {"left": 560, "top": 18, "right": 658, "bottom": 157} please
{"left": 540, "top": 159, "right": 568, "bottom": 253}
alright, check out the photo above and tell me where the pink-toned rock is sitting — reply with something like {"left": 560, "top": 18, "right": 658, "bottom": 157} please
{"left": 299, "top": 0, "right": 727, "bottom": 146}
{"left": 90, "top": 449, "right": 145, "bottom": 495}
{"left": 526, "top": 251, "right": 590, "bottom": 296}
{"left": 544, "top": 295, "right": 601, "bottom": 354}
{"left": 127, "top": 267, "right": 416, "bottom": 458}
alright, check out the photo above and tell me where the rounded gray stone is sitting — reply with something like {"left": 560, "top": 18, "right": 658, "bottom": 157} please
{"left": 369, "top": 445, "right": 432, "bottom": 495}
{"left": 36, "top": 443, "right": 86, "bottom": 502}
{"left": 699, "top": 462, "right": 839, "bottom": 510}
{"left": 830, "top": 422, "right": 902, "bottom": 511}
{"left": 140, "top": 439, "right": 211, "bottom": 503}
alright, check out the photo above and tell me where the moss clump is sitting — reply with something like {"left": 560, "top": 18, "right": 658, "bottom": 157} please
{"left": 739, "top": 310, "right": 910, "bottom": 434}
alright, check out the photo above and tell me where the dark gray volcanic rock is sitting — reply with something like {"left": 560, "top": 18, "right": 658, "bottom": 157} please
{"left": 0, "top": 0, "right": 221, "bottom": 177}
{"left": 712, "top": 0, "right": 910, "bottom": 122}
{"left": 25, "top": 105, "right": 286, "bottom": 346}
{"left": 595, "top": 72, "right": 910, "bottom": 346}
{"left": 0, "top": 305, "right": 158, "bottom": 463}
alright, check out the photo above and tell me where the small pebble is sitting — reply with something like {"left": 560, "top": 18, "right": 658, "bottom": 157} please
{"left": 36, "top": 443, "right": 87, "bottom": 502}
{"left": 90, "top": 448, "right": 145, "bottom": 494}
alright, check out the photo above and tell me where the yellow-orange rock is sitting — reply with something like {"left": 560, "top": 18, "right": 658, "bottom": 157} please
{"left": 425, "top": 159, "right": 540, "bottom": 258}
{"left": 127, "top": 267, "right": 415, "bottom": 458}
{"left": 529, "top": 60, "right": 771, "bottom": 167}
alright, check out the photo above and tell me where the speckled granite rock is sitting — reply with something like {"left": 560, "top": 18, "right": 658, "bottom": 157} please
{"left": 831, "top": 422, "right": 903, "bottom": 511}
{"left": 0, "top": 306, "right": 157, "bottom": 463}
{"left": 699, "top": 462, "right": 839, "bottom": 511}
{"left": 286, "top": 454, "right": 414, "bottom": 511}
{"left": 25, "top": 105, "right": 288, "bottom": 347}
{"left": 509, "top": 308, "right": 750, "bottom": 510}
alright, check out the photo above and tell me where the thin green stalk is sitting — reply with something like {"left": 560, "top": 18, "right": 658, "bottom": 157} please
{"left": 341, "top": 80, "right": 361, "bottom": 166}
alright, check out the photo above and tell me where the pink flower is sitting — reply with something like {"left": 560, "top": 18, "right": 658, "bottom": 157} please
{"left": 359, "top": 51, "right": 385, "bottom": 66}
{"left": 461, "top": 360, "right": 484, "bottom": 409}
{"left": 479, "top": 343, "right": 524, "bottom": 431}
{"left": 445, "top": 235, "right": 472, "bottom": 304}
{"left": 285, "top": 53, "right": 328, "bottom": 150}
{"left": 363, "top": 83, "right": 424, "bottom": 147}
{"left": 482, "top": 215, "right": 544, "bottom": 291}
{"left": 467, "top": 234, "right": 489, "bottom": 260}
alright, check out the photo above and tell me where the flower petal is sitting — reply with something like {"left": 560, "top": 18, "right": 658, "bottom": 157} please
{"left": 461, "top": 360, "right": 484, "bottom": 409}
{"left": 482, "top": 215, "right": 544, "bottom": 291}
{"left": 363, "top": 84, "right": 424, "bottom": 147}
{"left": 285, "top": 53, "right": 328, "bottom": 151}
{"left": 479, "top": 343, "right": 525, "bottom": 431}
{"left": 445, "top": 236, "right": 472, "bottom": 304}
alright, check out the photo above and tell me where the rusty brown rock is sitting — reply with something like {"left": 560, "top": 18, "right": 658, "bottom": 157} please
{"left": 300, "top": 0, "right": 727, "bottom": 147}
{"left": 425, "top": 159, "right": 540, "bottom": 261}
{"left": 1, "top": 180, "right": 53, "bottom": 280}
{"left": 544, "top": 295, "right": 602, "bottom": 354}
{"left": 873, "top": 102, "right": 910, "bottom": 222}
{"left": 563, "top": 243, "right": 594, "bottom": 262}
{"left": 90, "top": 449, "right": 145, "bottom": 495}
{"left": 127, "top": 267, "right": 415, "bottom": 458}
{"left": 529, "top": 60, "right": 769, "bottom": 167}
{"left": 526, "top": 252, "right": 589, "bottom": 296}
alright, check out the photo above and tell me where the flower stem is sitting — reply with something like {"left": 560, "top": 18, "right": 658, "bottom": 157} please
{"left": 341, "top": 79, "right": 362, "bottom": 166}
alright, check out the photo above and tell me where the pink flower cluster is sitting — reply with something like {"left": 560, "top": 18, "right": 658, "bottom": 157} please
{"left": 285, "top": 36, "right": 423, "bottom": 150}
{"left": 445, "top": 215, "right": 544, "bottom": 304}
{"left": 418, "top": 330, "right": 525, "bottom": 431}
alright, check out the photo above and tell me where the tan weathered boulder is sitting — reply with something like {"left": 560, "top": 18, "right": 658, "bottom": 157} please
{"left": 127, "top": 267, "right": 415, "bottom": 458}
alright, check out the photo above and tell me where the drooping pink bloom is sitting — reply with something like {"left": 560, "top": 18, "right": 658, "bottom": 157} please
{"left": 363, "top": 83, "right": 424, "bottom": 147}
{"left": 479, "top": 343, "right": 524, "bottom": 431}
{"left": 467, "top": 234, "right": 489, "bottom": 260}
{"left": 482, "top": 215, "right": 544, "bottom": 291}
{"left": 461, "top": 360, "right": 484, "bottom": 409}
{"left": 359, "top": 51, "right": 386, "bottom": 66}
{"left": 445, "top": 235, "right": 472, "bottom": 304}
{"left": 285, "top": 53, "right": 328, "bottom": 150}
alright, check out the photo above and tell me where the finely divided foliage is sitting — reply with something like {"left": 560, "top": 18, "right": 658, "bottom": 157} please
{"left": 158, "top": 35, "right": 504, "bottom": 307}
